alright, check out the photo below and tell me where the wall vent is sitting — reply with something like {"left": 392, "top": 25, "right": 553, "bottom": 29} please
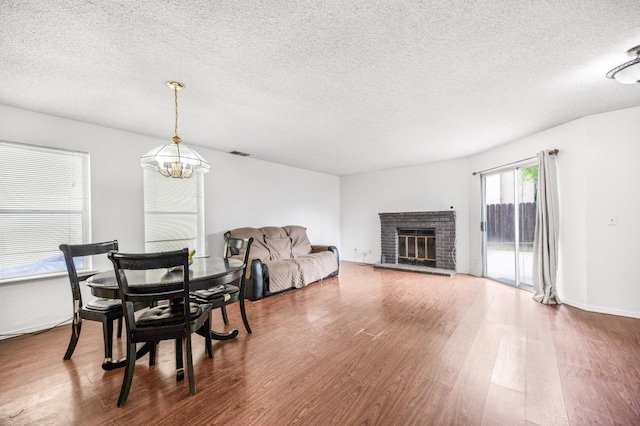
{"left": 229, "top": 150, "right": 250, "bottom": 157}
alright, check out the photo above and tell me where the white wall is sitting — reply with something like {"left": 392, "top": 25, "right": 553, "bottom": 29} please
{"left": 0, "top": 104, "right": 340, "bottom": 337}
{"left": 203, "top": 151, "right": 340, "bottom": 257}
{"left": 340, "top": 105, "right": 640, "bottom": 319}
{"left": 340, "top": 159, "right": 470, "bottom": 270}
{"left": 469, "top": 106, "right": 640, "bottom": 318}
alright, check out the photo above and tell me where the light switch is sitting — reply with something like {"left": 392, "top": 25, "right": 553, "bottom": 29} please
{"left": 607, "top": 215, "right": 617, "bottom": 226}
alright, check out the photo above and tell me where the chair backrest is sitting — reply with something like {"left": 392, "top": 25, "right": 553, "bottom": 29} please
{"left": 107, "top": 248, "right": 191, "bottom": 331}
{"left": 223, "top": 235, "right": 253, "bottom": 287}
{"left": 60, "top": 241, "right": 119, "bottom": 305}
{"left": 223, "top": 235, "right": 253, "bottom": 259}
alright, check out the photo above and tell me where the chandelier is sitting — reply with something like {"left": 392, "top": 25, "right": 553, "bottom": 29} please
{"left": 140, "top": 81, "right": 211, "bottom": 178}
{"left": 606, "top": 45, "right": 640, "bottom": 84}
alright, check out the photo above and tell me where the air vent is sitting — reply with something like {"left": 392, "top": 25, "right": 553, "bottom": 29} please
{"left": 229, "top": 150, "right": 250, "bottom": 157}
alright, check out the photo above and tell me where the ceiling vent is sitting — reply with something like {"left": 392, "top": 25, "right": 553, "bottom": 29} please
{"left": 229, "top": 151, "right": 250, "bottom": 157}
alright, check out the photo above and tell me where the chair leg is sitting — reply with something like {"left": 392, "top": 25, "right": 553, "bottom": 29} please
{"left": 117, "top": 341, "right": 137, "bottom": 407}
{"left": 101, "top": 319, "right": 114, "bottom": 362}
{"left": 149, "top": 341, "right": 157, "bottom": 366}
{"left": 116, "top": 317, "right": 122, "bottom": 338}
{"left": 63, "top": 316, "right": 82, "bottom": 360}
{"left": 175, "top": 338, "right": 184, "bottom": 381}
{"left": 220, "top": 305, "right": 229, "bottom": 325}
{"left": 205, "top": 313, "right": 213, "bottom": 358}
{"left": 240, "top": 298, "right": 252, "bottom": 334}
{"left": 195, "top": 316, "right": 213, "bottom": 359}
{"left": 185, "top": 334, "right": 196, "bottom": 396}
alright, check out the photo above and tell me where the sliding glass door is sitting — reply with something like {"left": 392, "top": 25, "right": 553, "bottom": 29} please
{"left": 482, "top": 164, "right": 537, "bottom": 290}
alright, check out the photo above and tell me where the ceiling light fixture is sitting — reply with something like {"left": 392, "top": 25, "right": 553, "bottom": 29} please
{"left": 606, "top": 45, "right": 640, "bottom": 84}
{"left": 140, "top": 81, "right": 211, "bottom": 178}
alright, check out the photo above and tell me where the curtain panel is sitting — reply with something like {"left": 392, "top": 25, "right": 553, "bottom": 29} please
{"left": 532, "top": 150, "right": 560, "bottom": 304}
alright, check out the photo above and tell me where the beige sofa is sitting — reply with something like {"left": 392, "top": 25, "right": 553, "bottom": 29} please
{"left": 226, "top": 226, "right": 339, "bottom": 300}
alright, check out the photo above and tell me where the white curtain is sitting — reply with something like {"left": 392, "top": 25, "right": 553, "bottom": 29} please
{"left": 532, "top": 150, "right": 560, "bottom": 304}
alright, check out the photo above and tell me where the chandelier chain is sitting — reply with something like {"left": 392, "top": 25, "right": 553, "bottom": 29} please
{"left": 174, "top": 84, "right": 179, "bottom": 138}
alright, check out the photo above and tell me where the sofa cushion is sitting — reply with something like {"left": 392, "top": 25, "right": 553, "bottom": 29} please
{"left": 292, "top": 251, "right": 338, "bottom": 286}
{"left": 229, "top": 227, "right": 270, "bottom": 261}
{"left": 284, "top": 225, "right": 312, "bottom": 258}
{"left": 265, "top": 236, "right": 292, "bottom": 260}
{"left": 263, "top": 259, "right": 303, "bottom": 292}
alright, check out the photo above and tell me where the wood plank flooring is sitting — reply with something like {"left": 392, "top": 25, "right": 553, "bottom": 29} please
{"left": 1, "top": 261, "right": 639, "bottom": 425}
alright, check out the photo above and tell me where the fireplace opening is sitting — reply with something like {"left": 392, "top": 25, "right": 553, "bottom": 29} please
{"left": 398, "top": 228, "right": 436, "bottom": 267}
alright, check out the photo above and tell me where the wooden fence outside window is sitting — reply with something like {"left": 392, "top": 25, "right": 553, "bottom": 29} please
{"left": 486, "top": 202, "right": 536, "bottom": 244}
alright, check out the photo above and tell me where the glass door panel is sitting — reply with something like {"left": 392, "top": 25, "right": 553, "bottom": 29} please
{"left": 517, "top": 165, "right": 537, "bottom": 290}
{"left": 482, "top": 163, "right": 537, "bottom": 290}
{"left": 484, "top": 171, "right": 516, "bottom": 284}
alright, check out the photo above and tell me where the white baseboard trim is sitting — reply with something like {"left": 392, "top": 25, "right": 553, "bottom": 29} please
{"left": 562, "top": 298, "right": 640, "bottom": 320}
{"left": 0, "top": 318, "right": 71, "bottom": 340}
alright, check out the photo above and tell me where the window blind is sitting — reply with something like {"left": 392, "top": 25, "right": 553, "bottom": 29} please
{"left": 0, "top": 141, "right": 90, "bottom": 281}
{"left": 143, "top": 168, "right": 204, "bottom": 254}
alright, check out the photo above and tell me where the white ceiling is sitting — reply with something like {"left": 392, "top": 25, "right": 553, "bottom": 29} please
{"left": 1, "top": 1, "right": 639, "bottom": 176}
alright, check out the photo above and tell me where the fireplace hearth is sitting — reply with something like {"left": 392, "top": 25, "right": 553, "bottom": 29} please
{"left": 377, "top": 211, "right": 456, "bottom": 275}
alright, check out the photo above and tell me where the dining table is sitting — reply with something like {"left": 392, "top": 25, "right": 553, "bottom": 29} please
{"left": 86, "top": 256, "right": 244, "bottom": 371}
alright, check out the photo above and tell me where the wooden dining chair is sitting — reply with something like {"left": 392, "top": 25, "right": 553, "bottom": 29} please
{"left": 191, "top": 236, "right": 254, "bottom": 333}
{"left": 60, "top": 241, "right": 124, "bottom": 368}
{"left": 108, "top": 248, "right": 213, "bottom": 407}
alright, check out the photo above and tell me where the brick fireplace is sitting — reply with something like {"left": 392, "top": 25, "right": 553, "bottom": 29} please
{"left": 379, "top": 211, "right": 456, "bottom": 272}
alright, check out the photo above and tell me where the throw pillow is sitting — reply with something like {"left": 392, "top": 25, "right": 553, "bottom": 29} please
{"left": 285, "top": 225, "right": 312, "bottom": 258}
{"left": 265, "top": 237, "right": 293, "bottom": 260}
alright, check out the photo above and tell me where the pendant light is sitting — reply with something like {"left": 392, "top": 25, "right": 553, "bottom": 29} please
{"left": 140, "top": 81, "right": 211, "bottom": 178}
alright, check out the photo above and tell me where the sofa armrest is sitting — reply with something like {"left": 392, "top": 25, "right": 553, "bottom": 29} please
{"left": 246, "top": 258, "right": 267, "bottom": 301}
{"left": 311, "top": 245, "right": 340, "bottom": 275}
{"left": 311, "top": 245, "right": 330, "bottom": 253}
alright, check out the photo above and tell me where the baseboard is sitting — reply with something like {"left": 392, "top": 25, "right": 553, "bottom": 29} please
{"left": 461, "top": 275, "right": 640, "bottom": 320}
{"left": 0, "top": 318, "right": 71, "bottom": 340}
{"left": 562, "top": 298, "right": 640, "bottom": 320}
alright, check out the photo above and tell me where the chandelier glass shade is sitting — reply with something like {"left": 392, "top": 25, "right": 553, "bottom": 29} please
{"left": 140, "top": 81, "right": 211, "bottom": 178}
{"left": 606, "top": 45, "right": 640, "bottom": 84}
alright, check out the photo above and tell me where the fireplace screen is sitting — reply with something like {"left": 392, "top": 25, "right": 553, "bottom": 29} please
{"left": 398, "top": 229, "right": 436, "bottom": 265}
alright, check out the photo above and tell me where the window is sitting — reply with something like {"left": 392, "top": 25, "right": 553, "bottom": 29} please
{"left": 143, "top": 169, "right": 205, "bottom": 254}
{"left": 0, "top": 141, "right": 90, "bottom": 282}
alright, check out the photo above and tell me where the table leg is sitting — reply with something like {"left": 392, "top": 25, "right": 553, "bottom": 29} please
{"left": 101, "top": 329, "right": 238, "bottom": 371}
{"left": 195, "top": 327, "right": 238, "bottom": 341}
{"left": 101, "top": 342, "right": 151, "bottom": 371}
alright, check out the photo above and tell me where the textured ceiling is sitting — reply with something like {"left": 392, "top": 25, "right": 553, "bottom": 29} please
{"left": 1, "top": 1, "right": 639, "bottom": 176}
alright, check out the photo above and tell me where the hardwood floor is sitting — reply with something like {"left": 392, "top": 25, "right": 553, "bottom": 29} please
{"left": 1, "top": 261, "right": 639, "bottom": 425}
